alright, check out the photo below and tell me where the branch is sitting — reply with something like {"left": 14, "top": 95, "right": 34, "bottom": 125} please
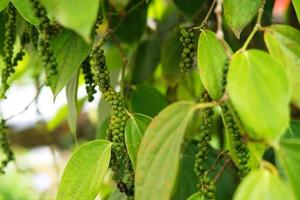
{"left": 5, "top": 84, "right": 43, "bottom": 121}
{"left": 213, "top": 159, "right": 232, "bottom": 183}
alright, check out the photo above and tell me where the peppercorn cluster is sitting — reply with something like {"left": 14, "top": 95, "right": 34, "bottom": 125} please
{"left": 0, "top": 119, "right": 14, "bottom": 174}
{"left": 180, "top": 28, "right": 195, "bottom": 72}
{"left": 221, "top": 104, "right": 250, "bottom": 177}
{"left": 1, "top": 3, "right": 17, "bottom": 98}
{"left": 221, "top": 60, "right": 229, "bottom": 93}
{"left": 91, "top": 44, "right": 134, "bottom": 196}
{"left": 30, "top": 0, "right": 59, "bottom": 86}
{"left": 81, "top": 58, "right": 97, "bottom": 102}
{"left": 194, "top": 92, "right": 216, "bottom": 200}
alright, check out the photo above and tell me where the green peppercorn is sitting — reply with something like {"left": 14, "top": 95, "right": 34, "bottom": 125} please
{"left": 221, "top": 104, "right": 250, "bottom": 178}
{"left": 179, "top": 27, "right": 196, "bottom": 72}
{"left": 0, "top": 119, "right": 14, "bottom": 174}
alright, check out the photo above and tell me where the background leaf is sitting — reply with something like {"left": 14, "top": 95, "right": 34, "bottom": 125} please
{"left": 233, "top": 167, "right": 294, "bottom": 200}
{"left": 125, "top": 113, "right": 152, "bottom": 169}
{"left": 173, "top": 0, "right": 206, "bottom": 17}
{"left": 129, "top": 36, "right": 161, "bottom": 84}
{"left": 129, "top": 85, "right": 167, "bottom": 117}
{"left": 109, "top": 1, "right": 147, "bottom": 44}
{"left": 161, "top": 29, "right": 182, "bottom": 86}
{"left": 66, "top": 69, "right": 79, "bottom": 136}
{"left": 40, "top": 0, "right": 100, "bottom": 42}
{"left": 197, "top": 30, "right": 231, "bottom": 100}
{"left": 264, "top": 25, "right": 300, "bottom": 108}
{"left": 135, "top": 102, "right": 196, "bottom": 200}
{"left": 11, "top": 0, "right": 40, "bottom": 26}
{"left": 50, "top": 30, "right": 89, "bottom": 97}
{"left": 277, "top": 138, "right": 300, "bottom": 199}
{"left": 57, "top": 140, "right": 112, "bottom": 200}
{"left": 227, "top": 50, "right": 291, "bottom": 140}
{"left": 171, "top": 141, "right": 198, "bottom": 200}
{"left": 223, "top": 0, "right": 263, "bottom": 37}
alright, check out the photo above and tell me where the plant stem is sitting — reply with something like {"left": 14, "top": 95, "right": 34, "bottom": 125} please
{"left": 193, "top": 0, "right": 217, "bottom": 30}
{"left": 194, "top": 101, "right": 220, "bottom": 110}
{"left": 240, "top": 0, "right": 266, "bottom": 51}
{"left": 213, "top": 159, "right": 232, "bottom": 182}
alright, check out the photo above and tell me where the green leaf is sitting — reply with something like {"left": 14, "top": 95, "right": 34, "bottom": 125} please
{"left": 223, "top": 0, "right": 263, "bottom": 38}
{"left": 47, "top": 104, "right": 68, "bottom": 132}
{"left": 186, "top": 192, "right": 202, "bottom": 200}
{"left": 284, "top": 120, "right": 300, "bottom": 139}
{"left": 40, "top": 0, "right": 100, "bottom": 42}
{"left": 125, "top": 113, "right": 152, "bottom": 169}
{"left": 277, "top": 138, "right": 300, "bottom": 199}
{"left": 161, "top": 29, "right": 182, "bottom": 86}
{"left": 227, "top": 50, "right": 291, "bottom": 140}
{"left": 129, "top": 85, "right": 167, "bottom": 117}
{"left": 107, "top": 189, "right": 127, "bottom": 200}
{"left": 129, "top": 36, "right": 161, "bottom": 84}
{"left": 50, "top": 30, "right": 89, "bottom": 97}
{"left": 66, "top": 69, "right": 79, "bottom": 135}
{"left": 0, "top": 0, "right": 9, "bottom": 12}
{"left": 264, "top": 25, "right": 300, "bottom": 108}
{"left": 57, "top": 140, "right": 112, "bottom": 200}
{"left": 233, "top": 167, "right": 294, "bottom": 200}
{"left": 172, "top": 141, "right": 198, "bottom": 200}
{"left": 109, "top": 1, "right": 147, "bottom": 44}
{"left": 135, "top": 102, "right": 196, "bottom": 200}
{"left": 292, "top": 0, "right": 300, "bottom": 22}
{"left": 11, "top": 0, "right": 40, "bottom": 25}
{"left": 173, "top": 0, "right": 206, "bottom": 17}
{"left": 109, "top": 0, "right": 130, "bottom": 12}
{"left": 197, "top": 30, "right": 231, "bottom": 100}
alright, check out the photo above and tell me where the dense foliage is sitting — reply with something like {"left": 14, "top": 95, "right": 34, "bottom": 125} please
{"left": 0, "top": 0, "right": 300, "bottom": 199}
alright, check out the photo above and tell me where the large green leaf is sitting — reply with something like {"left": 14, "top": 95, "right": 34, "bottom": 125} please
{"left": 40, "top": 0, "right": 100, "bottom": 42}
{"left": 50, "top": 30, "right": 89, "bottom": 97}
{"left": 135, "top": 102, "right": 196, "bottom": 200}
{"left": 125, "top": 113, "right": 152, "bottom": 169}
{"left": 292, "top": 0, "right": 300, "bottom": 22}
{"left": 233, "top": 167, "right": 294, "bottom": 200}
{"left": 11, "top": 0, "right": 39, "bottom": 25}
{"left": 129, "top": 85, "right": 167, "bottom": 117}
{"left": 129, "top": 36, "right": 161, "bottom": 84}
{"left": 227, "top": 50, "right": 291, "bottom": 140}
{"left": 173, "top": 0, "right": 206, "bottom": 17}
{"left": 66, "top": 69, "right": 79, "bottom": 136}
{"left": 161, "top": 29, "right": 182, "bottom": 86}
{"left": 0, "top": 0, "right": 9, "bottom": 12}
{"left": 264, "top": 25, "right": 300, "bottom": 108}
{"left": 277, "top": 138, "right": 300, "bottom": 200}
{"left": 197, "top": 30, "right": 231, "bottom": 100}
{"left": 57, "top": 140, "right": 111, "bottom": 200}
{"left": 223, "top": 0, "right": 263, "bottom": 38}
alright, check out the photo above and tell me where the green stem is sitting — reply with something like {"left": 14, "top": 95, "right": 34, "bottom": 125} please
{"left": 240, "top": 0, "right": 266, "bottom": 51}
{"left": 193, "top": 0, "right": 217, "bottom": 30}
